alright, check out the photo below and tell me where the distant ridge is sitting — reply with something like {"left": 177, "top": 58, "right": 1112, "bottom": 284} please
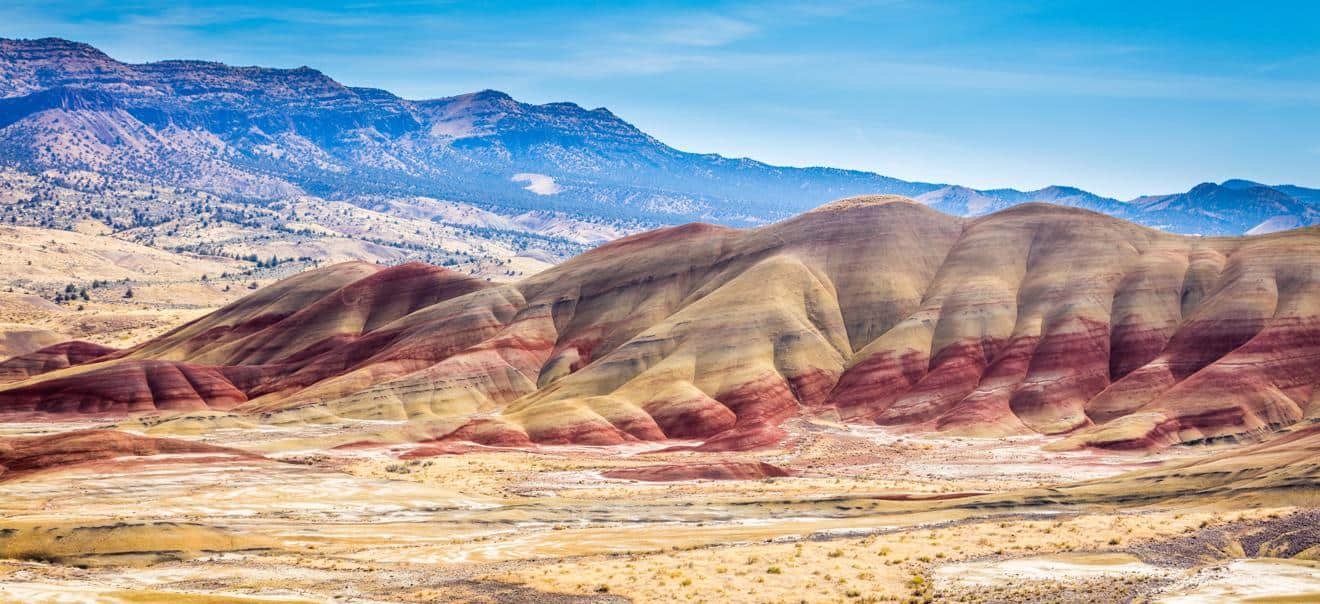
{"left": 0, "top": 37, "right": 1316, "bottom": 234}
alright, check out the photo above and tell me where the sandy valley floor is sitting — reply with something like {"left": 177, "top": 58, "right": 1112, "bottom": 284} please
{"left": 0, "top": 417, "right": 1316, "bottom": 603}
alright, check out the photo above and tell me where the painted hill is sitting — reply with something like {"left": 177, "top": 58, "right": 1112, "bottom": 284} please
{"left": 0, "top": 323, "right": 65, "bottom": 360}
{"left": 1, "top": 199, "right": 1315, "bottom": 452}
{"left": 0, "top": 428, "right": 257, "bottom": 482}
{"left": 1037, "top": 422, "right": 1320, "bottom": 506}
{"left": 0, "top": 340, "right": 116, "bottom": 384}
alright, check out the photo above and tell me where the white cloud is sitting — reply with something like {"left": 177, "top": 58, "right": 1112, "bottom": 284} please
{"left": 645, "top": 15, "right": 757, "bottom": 47}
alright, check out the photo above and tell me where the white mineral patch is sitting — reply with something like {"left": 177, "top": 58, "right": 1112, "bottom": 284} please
{"left": 1153, "top": 558, "right": 1320, "bottom": 603}
{"left": 512, "top": 173, "right": 563, "bottom": 195}
{"left": 935, "top": 553, "right": 1166, "bottom": 587}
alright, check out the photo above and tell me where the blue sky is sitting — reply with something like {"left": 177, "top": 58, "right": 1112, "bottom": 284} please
{"left": 4, "top": 0, "right": 1318, "bottom": 198}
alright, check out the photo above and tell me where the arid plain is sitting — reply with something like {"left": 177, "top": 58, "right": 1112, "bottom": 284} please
{"left": 1, "top": 416, "right": 1317, "bottom": 603}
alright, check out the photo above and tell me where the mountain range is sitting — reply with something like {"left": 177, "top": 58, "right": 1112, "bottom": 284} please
{"left": 1, "top": 37, "right": 1317, "bottom": 235}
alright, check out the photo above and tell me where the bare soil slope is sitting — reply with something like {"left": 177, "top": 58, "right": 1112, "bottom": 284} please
{"left": 2, "top": 198, "right": 1316, "bottom": 452}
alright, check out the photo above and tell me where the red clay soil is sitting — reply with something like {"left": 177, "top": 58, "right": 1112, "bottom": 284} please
{"left": 0, "top": 360, "right": 256, "bottom": 416}
{"left": 0, "top": 429, "right": 260, "bottom": 482}
{"left": 603, "top": 461, "right": 792, "bottom": 482}
{"left": 867, "top": 491, "right": 991, "bottom": 501}
{"left": 0, "top": 340, "right": 117, "bottom": 383}
{"left": 400, "top": 442, "right": 503, "bottom": 457}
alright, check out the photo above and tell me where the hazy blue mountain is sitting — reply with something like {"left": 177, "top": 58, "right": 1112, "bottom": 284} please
{"left": 1274, "top": 184, "right": 1320, "bottom": 206}
{"left": 1131, "top": 181, "right": 1320, "bottom": 235}
{"left": 0, "top": 38, "right": 938, "bottom": 226}
{"left": 917, "top": 180, "right": 1320, "bottom": 235}
{"left": 0, "top": 37, "right": 1315, "bottom": 234}
{"left": 916, "top": 184, "right": 1135, "bottom": 219}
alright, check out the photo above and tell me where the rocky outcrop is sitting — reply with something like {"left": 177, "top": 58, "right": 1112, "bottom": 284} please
{"left": 2, "top": 199, "right": 1317, "bottom": 451}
